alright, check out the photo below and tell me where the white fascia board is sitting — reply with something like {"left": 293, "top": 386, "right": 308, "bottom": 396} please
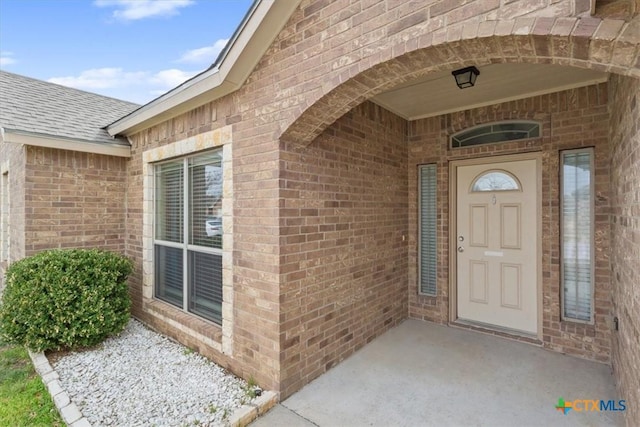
{"left": 106, "top": 71, "right": 226, "bottom": 136}
{"left": 108, "top": 0, "right": 302, "bottom": 137}
{"left": 216, "top": 0, "right": 272, "bottom": 85}
{"left": 1, "top": 129, "right": 131, "bottom": 157}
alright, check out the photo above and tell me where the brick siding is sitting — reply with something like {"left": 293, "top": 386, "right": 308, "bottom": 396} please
{"left": 23, "top": 147, "right": 127, "bottom": 255}
{"left": 278, "top": 102, "right": 408, "bottom": 395}
{"left": 117, "top": 0, "right": 638, "bottom": 404}
{"left": 408, "top": 84, "right": 612, "bottom": 363}
{"left": 0, "top": 143, "right": 26, "bottom": 290}
{"left": 0, "top": 146, "right": 126, "bottom": 291}
{"left": 595, "top": 0, "right": 638, "bottom": 20}
{"left": 609, "top": 73, "right": 640, "bottom": 426}
{"left": 279, "top": 3, "right": 637, "bottom": 145}
{"left": 124, "top": 108, "right": 267, "bottom": 385}
{"left": 0, "top": 0, "right": 636, "bottom": 413}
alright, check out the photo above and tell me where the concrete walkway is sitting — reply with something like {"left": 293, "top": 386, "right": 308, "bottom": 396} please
{"left": 252, "top": 320, "right": 623, "bottom": 427}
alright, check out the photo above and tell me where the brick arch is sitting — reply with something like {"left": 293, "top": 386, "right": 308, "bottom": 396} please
{"left": 280, "top": 17, "right": 639, "bottom": 146}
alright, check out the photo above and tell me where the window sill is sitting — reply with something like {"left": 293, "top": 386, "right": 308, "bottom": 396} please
{"left": 143, "top": 298, "right": 223, "bottom": 344}
{"left": 560, "top": 318, "right": 596, "bottom": 330}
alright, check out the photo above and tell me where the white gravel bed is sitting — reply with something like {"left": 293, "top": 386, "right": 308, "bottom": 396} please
{"left": 51, "top": 319, "right": 253, "bottom": 427}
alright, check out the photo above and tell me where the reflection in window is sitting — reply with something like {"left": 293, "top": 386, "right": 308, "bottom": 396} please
{"left": 154, "top": 149, "right": 224, "bottom": 324}
{"left": 471, "top": 171, "right": 520, "bottom": 192}
{"left": 561, "top": 149, "right": 593, "bottom": 322}
{"left": 451, "top": 121, "right": 540, "bottom": 148}
{"left": 189, "top": 151, "right": 223, "bottom": 249}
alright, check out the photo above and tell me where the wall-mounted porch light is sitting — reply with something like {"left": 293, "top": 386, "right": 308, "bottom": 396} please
{"left": 451, "top": 66, "right": 480, "bottom": 89}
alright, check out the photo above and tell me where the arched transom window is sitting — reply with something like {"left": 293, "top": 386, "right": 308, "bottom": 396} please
{"left": 451, "top": 121, "right": 541, "bottom": 148}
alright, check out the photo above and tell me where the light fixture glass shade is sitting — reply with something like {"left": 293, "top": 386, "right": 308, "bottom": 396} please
{"left": 452, "top": 66, "right": 480, "bottom": 89}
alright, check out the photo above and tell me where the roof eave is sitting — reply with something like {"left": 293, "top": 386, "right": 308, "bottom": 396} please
{"left": 1, "top": 128, "right": 132, "bottom": 157}
{"left": 107, "top": 0, "right": 302, "bottom": 137}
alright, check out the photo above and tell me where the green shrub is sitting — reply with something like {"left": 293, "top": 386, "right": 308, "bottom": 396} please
{"left": 0, "top": 249, "right": 133, "bottom": 351}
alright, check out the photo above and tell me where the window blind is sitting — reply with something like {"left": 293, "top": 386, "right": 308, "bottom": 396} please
{"left": 189, "top": 152, "right": 223, "bottom": 249}
{"left": 155, "top": 162, "right": 184, "bottom": 243}
{"left": 419, "top": 164, "right": 437, "bottom": 296}
{"left": 155, "top": 245, "right": 183, "bottom": 308}
{"left": 189, "top": 251, "right": 223, "bottom": 324}
{"left": 561, "top": 150, "right": 593, "bottom": 322}
{"left": 153, "top": 149, "right": 224, "bottom": 325}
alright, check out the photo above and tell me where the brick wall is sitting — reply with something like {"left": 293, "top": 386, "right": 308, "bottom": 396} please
{"left": 122, "top": 101, "right": 276, "bottom": 386}
{"left": 595, "top": 0, "right": 638, "bottom": 19}
{"left": 121, "top": 0, "right": 638, "bottom": 396}
{"left": 407, "top": 83, "right": 612, "bottom": 362}
{"left": 280, "top": 2, "right": 635, "bottom": 146}
{"left": 609, "top": 73, "right": 640, "bottom": 426}
{"left": 0, "top": 142, "right": 26, "bottom": 290}
{"left": 278, "top": 102, "right": 408, "bottom": 396}
{"left": 124, "top": 91, "right": 289, "bottom": 389}
{"left": 119, "top": 99, "right": 408, "bottom": 395}
{"left": 23, "top": 147, "right": 127, "bottom": 255}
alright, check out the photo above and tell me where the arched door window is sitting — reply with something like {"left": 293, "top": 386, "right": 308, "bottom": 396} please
{"left": 470, "top": 170, "right": 521, "bottom": 192}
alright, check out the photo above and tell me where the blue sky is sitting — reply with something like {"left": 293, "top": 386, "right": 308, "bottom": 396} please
{"left": 0, "top": 0, "right": 253, "bottom": 104}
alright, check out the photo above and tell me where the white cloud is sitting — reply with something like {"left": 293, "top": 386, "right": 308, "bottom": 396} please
{"left": 48, "top": 67, "right": 199, "bottom": 104}
{"left": 151, "top": 68, "right": 197, "bottom": 87}
{"left": 94, "top": 0, "right": 194, "bottom": 21}
{"left": 48, "top": 68, "right": 147, "bottom": 89}
{"left": 0, "top": 51, "right": 17, "bottom": 66}
{"left": 177, "top": 39, "right": 228, "bottom": 64}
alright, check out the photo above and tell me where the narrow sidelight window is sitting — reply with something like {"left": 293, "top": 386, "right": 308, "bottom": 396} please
{"left": 561, "top": 148, "right": 594, "bottom": 322}
{"left": 154, "top": 150, "right": 224, "bottom": 324}
{"left": 419, "top": 164, "right": 437, "bottom": 296}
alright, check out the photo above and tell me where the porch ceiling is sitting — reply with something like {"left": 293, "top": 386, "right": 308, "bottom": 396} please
{"left": 371, "top": 63, "right": 608, "bottom": 120}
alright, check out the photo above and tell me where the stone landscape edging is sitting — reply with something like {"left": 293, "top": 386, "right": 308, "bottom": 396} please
{"left": 28, "top": 350, "right": 277, "bottom": 427}
{"left": 28, "top": 351, "right": 90, "bottom": 427}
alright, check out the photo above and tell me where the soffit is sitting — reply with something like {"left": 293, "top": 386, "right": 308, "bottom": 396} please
{"left": 371, "top": 63, "right": 608, "bottom": 121}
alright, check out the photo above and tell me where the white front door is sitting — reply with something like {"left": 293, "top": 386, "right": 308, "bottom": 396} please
{"left": 456, "top": 158, "right": 538, "bottom": 335}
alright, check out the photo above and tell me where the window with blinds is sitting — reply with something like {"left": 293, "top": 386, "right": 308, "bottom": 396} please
{"left": 419, "top": 164, "right": 437, "bottom": 296}
{"left": 154, "top": 149, "right": 224, "bottom": 324}
{"left": 561, "top": 149, "right": 594, "bottom": 323}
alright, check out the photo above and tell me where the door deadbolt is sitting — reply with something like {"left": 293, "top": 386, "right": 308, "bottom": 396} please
{"left": 458, "top": 236, "right": 464, "bottom": 242}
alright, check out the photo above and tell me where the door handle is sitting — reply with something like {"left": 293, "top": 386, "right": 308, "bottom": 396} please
{"left": 457, "top": 246, "right": 464, "bottom": 253}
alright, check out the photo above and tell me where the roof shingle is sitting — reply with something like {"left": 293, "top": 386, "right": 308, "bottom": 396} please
{"left": 0, "top": 71, "right": 139, "bottom": 146}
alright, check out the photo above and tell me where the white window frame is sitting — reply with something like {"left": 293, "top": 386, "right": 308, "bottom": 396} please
{"left": 142, "top": 126, "right": 233, "bottom": 355}
{"left": 560, "top": 147, "right": 595, "bottom": 324}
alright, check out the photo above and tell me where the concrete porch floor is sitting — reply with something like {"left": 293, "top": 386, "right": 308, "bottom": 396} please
{"left": 252, "top": 320, "right": 623, "bottom": 427}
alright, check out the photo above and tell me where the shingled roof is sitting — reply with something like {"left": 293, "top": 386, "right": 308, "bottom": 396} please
{"left": 0, "top": 70, "right": 139, "bottom": 146}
